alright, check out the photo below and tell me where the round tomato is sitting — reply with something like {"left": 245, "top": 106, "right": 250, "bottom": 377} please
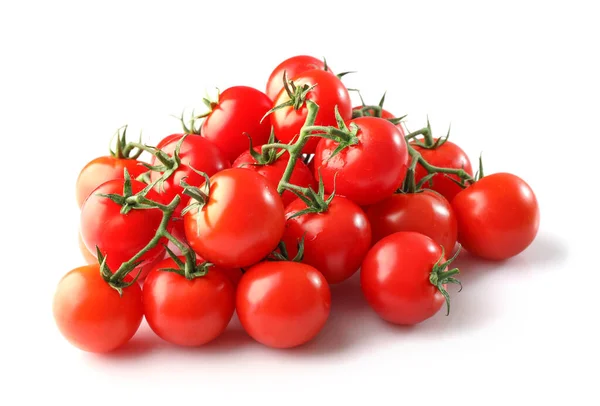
{"left": 352, "top": 106, "right": 406, "bottom": 136}
{"left": 412, "top": 138, "right": 473, "bottom": 203}
{"left": 366, "top": 190, "right": 457, "bottom": 254}
{"left": 143, "top": 256, "right": 236, "bottom": 346}
{"left": 452, "top": 173, "right": 539, "bottom": 260}
{"left": 232, "top": 147, "right": 316, "bottom": 206}
{"left": 266, "top": 55, "right": 328, "bottom": 101}
{"left": 80, "top": 178, "right": 167, "bottom": 273}
{"left": 282, "top": 195, "right": 371, "bottom": 284}
{"left": 53, "top": 264, "right": 143, "bottom": 352}
{"left": 361, "top": 232, "right": 453, "bottom": 325}
{"left": 236, "top": 261, "right": 330, "bottom": 348}
{"left": 201, "top": 86, "right": 273, "bottom": 162}
{"left": 314, "top": 117, "right": 409, "bottom": 206}
{"left": 76, "top": 156, "right": 145, "bottom": 208}
{"left": 184, "top": 168, "right": 285, "bottom": 269}
{"left": 272, "top": 69, "right": 352, "bottom": 154}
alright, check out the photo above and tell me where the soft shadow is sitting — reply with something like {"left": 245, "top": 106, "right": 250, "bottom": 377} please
{"left": 181, "top": 315, "right": 255, "bottom": 354}
{"left": 88, "top": 321, "right": 161, "bottom": 361}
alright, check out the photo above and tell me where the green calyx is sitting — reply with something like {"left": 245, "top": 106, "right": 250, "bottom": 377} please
{"left": 193, "top": 88, "right": 220, "bottom": 120}
{"left": 282, "top": 172, "right": 336, "bottom": 219}
{"left": 180, "top": 169, "right": 211, "bottom": 216}
{"left": 262, "top": 71, "right": 317, "bottom": 122}
{"left": 142, "top": 135, "right": 187, "bottom": 192}
{"left": 269, "top": 237, "right": 305, "bottom": 263}
{"left": 96, "top": 247, "right": 142, "bottom": 295}
{"left": 310, "top": 105, "right": 360, "bottom": 160}
{"left": 96, "top": 168, "right": 162, "bottom": 215}
{"left": 408, "top": 118, "right": 449, "bottom": 149}
{"left": 158, "top": 245, "right": 213, "bottom": 280}
{"left": 349, "top": 90, "right": 407, "bottom": 126}
{"left": 179, "top": 110, "right": 202, "bottom": 135}
{"left": 429, "top": 245, "right": 463, "bottom": 316}
{"left": 110, "top": 125, "right": 143, "bottom": 160}
{"left": 246, "top": 128, "right": 285, "bottom": 166}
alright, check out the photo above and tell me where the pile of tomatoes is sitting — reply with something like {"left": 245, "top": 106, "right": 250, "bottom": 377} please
{"left": 53, "top": 55, "right": 540, "bottom": 353}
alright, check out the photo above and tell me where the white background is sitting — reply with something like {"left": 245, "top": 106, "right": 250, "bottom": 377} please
{"left": 1, "top": 1, "right": 598, "bottom": 405}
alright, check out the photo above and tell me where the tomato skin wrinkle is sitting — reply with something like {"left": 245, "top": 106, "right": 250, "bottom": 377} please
{"left": 283, "top": 195, "right": 372, "bottom": 284}
{"left": 201, "top": 86, "right": 273, "bottom": 163}
{"left": 236, "top": 261, "right": 331, "bottom": 349}
{"left": 315, "top": 117, "right": 409, "bottom": 206}
{"left": 366, "top": 190, "right": 458, "bottom": 255}
{"left": 452, "top": 172, "right": 540, "bottom": 261}
{"left": 266, "top": 55, "right": 328, "bottom": 101}
{"left": 360, "top": 232, "right": 447, "bottom": 325}
{"left": 184, "top": 168, "right": 285, "bottom": 269}
{"left": 143, "top": 256, "right": 235, "bottom": 346}
{"left": 53, "top": 264, "right": 143, "bottom": 353}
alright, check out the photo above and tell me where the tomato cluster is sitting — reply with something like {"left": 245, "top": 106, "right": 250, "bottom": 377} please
{"left": 54, "top": 55, "right": 540, "bottom": 353}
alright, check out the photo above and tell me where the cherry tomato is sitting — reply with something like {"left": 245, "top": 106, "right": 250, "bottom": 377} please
{"left": 361, "top": 232, "right": 449, "bottom": 325}
{"left": 78, "top": 232, "right": 97, "bottom": 264}
{"left": 201, "top": 86, "right": 273, "bottom": 162}
{"left": 352, "top": 106, "right": 406, "bottom": 136}
{"left": 232, "top": 147, "right": 316, "bottom": 206}
{"left": 282, "top": 195, "right": 371, "bottom": 284}
{"left": 266, "top": 55, "right": 328, "bottom": 101}
{"left": 143, "top": 256, "right": 236, "bottom": 346}
{"left": 150, "top": 133, "right": 230, "bottom": 236}
{"left": 236, "top": 261, "right": 330, "bottom": 348}
{"left": 80, "top": 179, "right": 167, "bottom": 273}
{"left": 452, "top": 173, "right": 539, "bottom": 260}
{"left": 314, "top": 117, "right": 409, "bottom": 206}
{"left": 366, "top": 190, "right": 457, "bottom": 254}
{"left": 412, "top": 139, "right": 473, "bottom": 203}
{"left": 184, "top": 168, "right": 285, "bottom": 269}
{"left": 76, "top": 156, "right": 145, "bottom": 208}
{"left": 272, "top": 69, "right": 352, "bottom": 154}
{"left": 53, "top": 264, "right": 143, "bottom": 352}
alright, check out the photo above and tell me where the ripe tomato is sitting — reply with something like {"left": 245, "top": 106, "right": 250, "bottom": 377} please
{"left": 266, "top": 55, "right": 328, "bottom": 101}
{"left": 236, "top": 261, "right": 330, "bottom": 348}
{"left": 361, "top": 232, "right": 451, "bottom": 325}
{"left": 451, "top": 173, "right": 539, "bottom": 260}
{"left": 314, "top": 117, "right": 409, "bottom": 206}
{"left": 184, "top": 168, "right": 285, "bottom": 269}
{"left": 53, "top": 264, "right": 143, "bottom": 352}
{"left": 78, "top": 232, "right": 97, "bottom": 264}
{"left": 412, "top": 139, "right": 473, "bottom": 203}
{"left": 282, "top": 195, "right": 371, "bottom": 284}
{"left": 232, "top": 147, "right": 316, "bottom": 206}
{"left": 76, "top": 156, "right": 145, "bottom": 208}
{"left": 366, "top": 190, "right": 457, "bottom": 254}
{"left": 201, "top": 86, "right": 273, "bottom": 162}
{"left": 150, "top": 133, "right": 230, "bottom": 236}
{"left": 272, "top": 69, "right": 352, "bottom": 154}
{"left": 80, "top": 179, "right": 167, "bottom": 273}
{"left": 351, "top": 106, "right": 406, "bottom": 136}
{"left": 143, "top": 256, "right": 236, "bottom": 346}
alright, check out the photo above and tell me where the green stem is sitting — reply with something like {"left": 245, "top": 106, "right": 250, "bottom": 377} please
{"left": 407, "top": 144, "right": 474, "bottom": 182}
{"left": 405, "top": 127, "right": 429, "bottom": 141}
{"left": 162, "top": 230, "right": 198, "bottom": 279}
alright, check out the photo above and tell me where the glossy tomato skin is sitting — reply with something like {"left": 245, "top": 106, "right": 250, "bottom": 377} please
{"left": 80, "top": 179, "right": 167, "bottom": 272}
{"left": 53, "top": 264, "right": 143, "bottom": 352}
{"left": 314, "top": 117, "right": 409, "bottom": 206}
{"left": 351, "top": 106, "right": 406, "bottom": 136}
{"left": 366, "top": 190, "right": 457, "bottom": 254}
{"left": 412, "top": 139, "right": 473, "bottom": 203}
{"left": 184, "top": 168, "right": 285, "bottom": 269}
{"left": 361, "top": 232, "right": 446, "bottom": 325}
{"left": 283, "top": 196, "right": 371, "bottom": 284}
{"left": 236, "top": 261, "right": 330, "bottom": 348}
{"left": 266, "top": 55, "right": 327, "bottom": 101}
{"left": 232, "top": 147, "right": 316, "bottom": 206}
{"left": 76, "top": 156, "right": 145, "bottom": 208}
{"left": 143, "top": 257, "right": 236, "bottom": 346}
{"left": 272, "top": 69, "right": 352, "bottom": 154}
{"left": 201, "top": 86, "right": 273, "bottom": 162}
{"left": 452, "top": 173, "right": 539, "bottom": 260}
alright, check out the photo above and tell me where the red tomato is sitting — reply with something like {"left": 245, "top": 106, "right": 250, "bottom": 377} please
{"left": 76, "top": 156, "right": 145, "bottom": 208}
{"left": 266, "top": 55, "right": 328, "bottom": 101}
{"left": 78, "top": 232, "right": 97, "bottom": 264}
{"left": 143, "top": 256, "right": 236, "bottom": 346}
{"left": 282, "top": 195, "right": 371, "bottom": 284}
{"left": 452, "top": 173, "right": 539, "bottom": 260}
{"left": 53, "top": 264, "right": 143, "bottom": 352}
{"left": 184, "top": 168, "right": 285, "bottom": 269}
{"left": 272, "top": 69, "right": 352, "bottom": 154}
{"left": 236, "top": 261, "right": 330, "bottom": 348}
{"left": 351, "top": 106, "right": 406, "bottom": 136}
{"left": 150, "top": 133, "right": 230, "bottom": 236}
{"left": 361, "top": 232, "right": 449, "bottom": 325}
{"left": 232, "top": 147, "right": 316, "bottom": 206}
{"left": 80, "top": 179, "right": 167, "bottom": 273}
{"left": 314, "top": 117, "right": 409, "bottom": 206}
{"left": 412, "top": 139, "right": 473, "bottom": 203}
{"left": 201, "top": 86, "right": 273, "bottom": 162}
{"left": 366, "top": 190, "right": 457, "bottom": 254}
